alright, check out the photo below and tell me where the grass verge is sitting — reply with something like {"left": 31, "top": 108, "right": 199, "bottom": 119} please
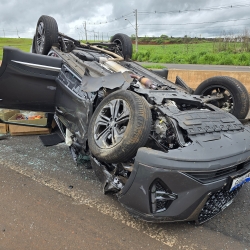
{"left": 0, "top": 38, "right": 32, "bottom": 59}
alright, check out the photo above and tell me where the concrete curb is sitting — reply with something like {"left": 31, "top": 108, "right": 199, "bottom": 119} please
{"left": 168, "top": 69, "right": 250, "bottom": 92}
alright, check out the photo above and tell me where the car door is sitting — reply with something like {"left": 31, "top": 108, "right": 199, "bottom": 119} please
{"left": 0, "top": 47, "right": 62, "bottom": 114}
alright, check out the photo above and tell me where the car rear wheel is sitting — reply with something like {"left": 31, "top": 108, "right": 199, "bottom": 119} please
{"left": 194, "top": 76, "right": 249, "bottom": 119}
{"left": 111, "top": 33, "right": 133, "bottom": 60}
{"left": 88, "top": 90, "right": 152, "bottom": 163}
{"left": 34, "top": 15, "right": 58, "bottom": 55}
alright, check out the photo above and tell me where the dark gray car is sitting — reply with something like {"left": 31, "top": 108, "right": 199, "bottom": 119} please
{"left": 0, "top": 15, "right": 250, "bottom": 224}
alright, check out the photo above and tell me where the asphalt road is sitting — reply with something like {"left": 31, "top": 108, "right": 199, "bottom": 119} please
{"left": 0, "top": 135, "right": 249, "bottom": 250}
{"left": 140, "top": 62, "right": 250, "bottom": 72}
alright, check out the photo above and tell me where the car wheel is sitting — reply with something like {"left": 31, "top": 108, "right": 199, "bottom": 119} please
{"left": 111, "top": 33, "right": 133, "bottom": 60}
{"left": 194, "top": 76, "right": 249, "bottom": 119}
{"left": 34, "top": 15, "right": 58, "bottom": 55}
{"left": 88, "top": 90, "right": 152, "bottom": 163}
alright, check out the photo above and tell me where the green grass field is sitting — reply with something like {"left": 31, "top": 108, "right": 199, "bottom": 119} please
{"left": 0, "top": 38, "right": 32, "bottom": 59}
{"left": 132, "top": 42, "right": 250, "bottom": 66}
{"left": 0, "top": 38, "right": 250, "bottom": 66}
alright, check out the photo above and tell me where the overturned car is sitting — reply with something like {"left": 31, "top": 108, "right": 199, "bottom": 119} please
{"left": 0, "top": 15, "right": 250, "bottom": 224}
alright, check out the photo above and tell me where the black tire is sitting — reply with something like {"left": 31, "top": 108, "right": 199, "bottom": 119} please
{"left": 194, "top": 76, "right": 249, "bottom": 119}
{"left": 34, "top": 15, "right": 58, "bottom": 55}
{"left": 88, "top": 90, "right": 152, "bottom": 163}
{"left": 111, "top": 33, "right": 133, "bottom": 60}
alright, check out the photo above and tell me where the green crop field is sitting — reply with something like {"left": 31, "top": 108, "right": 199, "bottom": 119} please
{"left": 0, "top": 38, "right": 250, "bottom": 66}
{"left": 132, "top": 42, "right": 250, "bottom": 66}
{"left": 0, "top": 38, "right": 32, "bottom": 59}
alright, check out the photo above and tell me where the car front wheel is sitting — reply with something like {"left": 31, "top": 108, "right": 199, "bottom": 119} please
{"left": 88, "top": 90, "right": 152, "bottom": 163}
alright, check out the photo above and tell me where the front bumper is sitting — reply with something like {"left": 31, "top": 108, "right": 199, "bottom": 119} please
{"left": 118, "top": 131, "right": 250, "bottom": 224}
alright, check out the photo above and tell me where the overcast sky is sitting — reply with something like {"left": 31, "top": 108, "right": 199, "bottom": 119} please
{"left": 1, "top": 0, "right": 250, "bottom": 40}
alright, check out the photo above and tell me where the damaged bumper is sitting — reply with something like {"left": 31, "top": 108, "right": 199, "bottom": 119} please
{"left": 97, "top": 129, "right": 250, "bottom": 224}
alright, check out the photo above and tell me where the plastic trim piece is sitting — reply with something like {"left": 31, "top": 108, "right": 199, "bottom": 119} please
{"left": 11, "top": 60, "right": 61, "bottom": 72}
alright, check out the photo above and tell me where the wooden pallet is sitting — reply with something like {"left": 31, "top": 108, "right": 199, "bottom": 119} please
{"left": 0, "top": 124, "right": 8, "bottom": 134}
{"left": 9, "top": 125, "right": 50, "bottom": 136}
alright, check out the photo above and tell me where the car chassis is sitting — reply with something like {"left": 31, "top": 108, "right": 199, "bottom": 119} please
{"left": 0, "top": 15, "right": 250, "bottom": 224}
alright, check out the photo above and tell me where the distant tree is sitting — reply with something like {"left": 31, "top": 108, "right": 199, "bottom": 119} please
{"left": 160, "top": 34, "right": 168, "bottom": 39}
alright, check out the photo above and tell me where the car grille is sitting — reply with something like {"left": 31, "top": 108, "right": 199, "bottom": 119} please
{"left": 185, "top": 161, "right": 250, "bottom": 183}
{"left": 198, "top": 185, "right": 242, "bottom": 224}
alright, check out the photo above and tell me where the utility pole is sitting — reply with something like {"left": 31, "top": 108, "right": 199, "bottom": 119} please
{"left": 16, "top": 27, "right": 19, "bottom": 38}
{"left": 135, "top": 9, "right": 138, "bottom": 53}
{"left": 76, "top": 27, "right": 81, "bottom": 41}
{"left": 83, "top": 21, "right": 87, "bottom": 42}
{"left": 3, "top": 28, "right": 5, "bottom": 37}
{"left": 125, "top": 10, "right": 138, "bottom": 52}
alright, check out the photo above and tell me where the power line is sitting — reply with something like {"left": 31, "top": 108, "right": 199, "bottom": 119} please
{"left": 138, "top": 23, "right": 250, "bottom": 32}
{"left": 0, "top": 29, "right": 34, "bottom": 33}
{"left": 77, "top": 20, "right": 250, "bottom": 38}
{"left": 139, "top": 17, "right": 250, "bottom": 26}
{"left": 149, "top": 23, "right": 248, "bottom": 30}
{"left": 89, "top": 18, "right": 250, "bottom": 36}
{"left": 138, "top": 3, "right": 250, "bottom": 14}
{"left": 4, "top": 2, "right": 250, "bottom": 39}
{"left": 76, "top": 26, "right": 131, "bottom": 34}
{"left": 86, "top": 12, "right": 134, "bottom": 25}
{"left": 85, "top": 2, "right": 250, "bottom": 25}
